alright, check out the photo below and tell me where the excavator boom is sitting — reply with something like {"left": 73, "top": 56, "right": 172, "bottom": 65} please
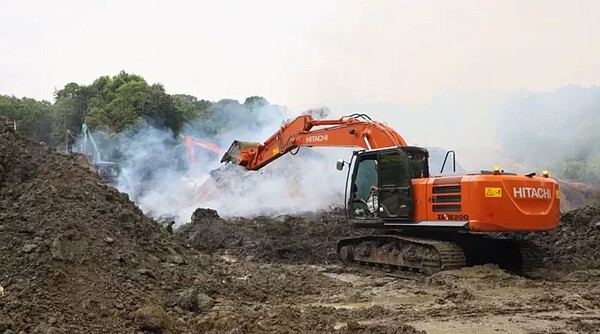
{"left": 221, "top": 114, "right": 407, "bottom": 170}
{"left": 185, "top": 135, "right": 223, "bottom": 165}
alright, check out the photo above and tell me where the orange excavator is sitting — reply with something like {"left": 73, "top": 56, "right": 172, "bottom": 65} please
{"left": 184, "top": 135, "right": 223, "bottom": 165}
{"left": 221, "top": 113, "right": 560, "bottom": 274}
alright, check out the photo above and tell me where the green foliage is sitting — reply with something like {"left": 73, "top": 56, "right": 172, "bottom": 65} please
{"left": 85, "top": 72, "right": 186, "bottom": 134}
{"left": 1, "top": 71, "right": 285, "bottom": 161}
{"left": 182, "top": 96, "right": 282, "bottom": 136}
{"left": 172, "top": 94, "right": 212, "bottom": 120}
{"left": 244, "top": 96, "right": 269, "bottom": 109}
{"left": 51, "top": 83, "right": 94, "bottom": 146}
{"left": 0, "top": 95, "right": 52, "bottom": 142}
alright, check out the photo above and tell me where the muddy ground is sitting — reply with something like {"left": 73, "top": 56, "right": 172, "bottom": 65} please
{"left": 175, "top": 205, "right": 600, "bottom": 334}
{"left": 1, "top": 121, "right": 600, "bottom": 333}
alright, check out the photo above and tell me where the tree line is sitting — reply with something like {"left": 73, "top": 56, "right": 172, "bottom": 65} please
{"left": 0, "top": 71, "right": 282, "bottom": 151}
{"left": 3, "top": 73, "right": 600, "bottom": 184}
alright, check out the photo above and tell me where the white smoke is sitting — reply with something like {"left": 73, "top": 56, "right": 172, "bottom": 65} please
{"left": 109, "top": 85, "right": 600, "bottom": 225}
{"left": 111, "top": 102, "right": 352, "bottom": 225}
{"left": 335, "top": 85, "right": 600, "bottom": 178}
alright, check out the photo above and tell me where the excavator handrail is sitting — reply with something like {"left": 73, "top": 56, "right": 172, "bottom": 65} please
{"left": 221, "top": 114, "right": 408, "bottom": 170}
{"left": 346, "top": 113, "right": 373, "bottom": 121}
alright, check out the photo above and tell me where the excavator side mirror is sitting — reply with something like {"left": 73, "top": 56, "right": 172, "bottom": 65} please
{"left": 336, "top": 158, "right": 346, "bottom": 171}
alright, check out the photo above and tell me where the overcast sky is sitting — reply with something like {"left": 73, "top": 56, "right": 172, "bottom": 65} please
{"left": 1, "top": 0, "right": 599, "bottom": 111}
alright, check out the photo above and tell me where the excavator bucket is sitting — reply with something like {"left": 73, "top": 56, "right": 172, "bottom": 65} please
{"left": 221, "top": 140, "right": 262, "bottom": 167}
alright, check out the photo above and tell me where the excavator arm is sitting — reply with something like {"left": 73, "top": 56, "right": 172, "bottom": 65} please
{"left": 81, "top": 123, "right": 102, "bottom": 163}
{"left": 185, "top": 135, "right": 223, "bottom": 165}
{"left": 221, "top": 114, "right": 407, "bottom": 170}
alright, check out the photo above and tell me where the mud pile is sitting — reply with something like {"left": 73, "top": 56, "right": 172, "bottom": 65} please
{"left": 528, "top": 205, "right": 600, "bottom": 269}
{"left": 175, "top": 207, "right": 362, "bottom": 264}
{"left": 0, "top": 122, "right": 199, "bottom": 332}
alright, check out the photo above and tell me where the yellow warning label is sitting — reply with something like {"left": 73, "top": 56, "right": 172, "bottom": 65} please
{"left": 272, "top": 147, "right": 280, "bottom": 156}
{"left": 556, "top": 190, "right": 560, "bottom": 199}
{"left": 485, "top": 187, "right": 502, "bottom": 198}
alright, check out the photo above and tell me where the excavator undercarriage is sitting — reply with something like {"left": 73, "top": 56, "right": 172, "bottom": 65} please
{"left": 337, "top": 231, "right": 543, "bottom": 275}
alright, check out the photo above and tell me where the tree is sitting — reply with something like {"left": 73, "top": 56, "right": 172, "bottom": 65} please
{"left": 3, "top": 72, "right": 289, "bottom": 156}
{"left": 244, "top": 96, "right": 269, "bottom": 109}
{"left": 85, "top": 79, "right": 189, "bottom": 135}
{"left": 51, "top": 83, "right": 95, "bottom": 146}
{"left": 172, "top": 94, "right": 212, "bottom": 120}
{"left": 0, "top": 95, "right": 52, "bottom": 142}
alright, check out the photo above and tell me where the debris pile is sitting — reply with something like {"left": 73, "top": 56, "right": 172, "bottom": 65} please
{"left": 527, "top": 205, "right": 600, "bottom": 269}
{"left": 176, "top": 207, "right": 362, "bottom": 264}
{"left": 0, "top": 119, "right": 197, "bottom": 332}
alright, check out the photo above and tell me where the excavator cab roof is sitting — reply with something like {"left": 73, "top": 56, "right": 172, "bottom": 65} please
{"left": 353, "top": 145, "right": 428, "bottom": 156}
{"left": 354, "top": 146, "right": 430, "bottom": 179}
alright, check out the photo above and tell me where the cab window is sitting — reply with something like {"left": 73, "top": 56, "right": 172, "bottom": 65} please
{"left": 353, "top": 157, "right": 377, "bottom": 202}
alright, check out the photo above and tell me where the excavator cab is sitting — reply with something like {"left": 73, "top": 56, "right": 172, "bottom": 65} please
{"left": 349, "top": 147, "right": 426, "bottom": 221}
{"left": 92, "top": 161, "right": 120, "bottom": 186}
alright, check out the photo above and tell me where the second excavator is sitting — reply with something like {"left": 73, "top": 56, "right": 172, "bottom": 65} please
{"left": 221, "top": 114, "right": 560, "bottom": 274}
{"left": 184, "top": 135, "right": 224, "bottom": 166}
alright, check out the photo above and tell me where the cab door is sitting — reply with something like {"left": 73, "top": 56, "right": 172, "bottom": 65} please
{"left": 377, "top": 149, "right": 413, "bottom": 219}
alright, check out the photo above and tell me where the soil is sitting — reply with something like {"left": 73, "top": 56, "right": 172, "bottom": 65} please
{"left": 1, "top": 121, "right": 600, "bottom": 333}
{"left": 0, "top": 119, "right": 198, "bottom": 332}
{"left": 526, "top": 205, "right": 600, "bottom": 270}
{"left": 175, "top": 207, "right": 362, "bottom": 264}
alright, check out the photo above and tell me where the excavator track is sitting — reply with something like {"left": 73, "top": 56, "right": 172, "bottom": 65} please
{"left": 337, "top": 233, "right": 546, "bottom": 275}
{"left": 518, "top": 240, "right": 544, "bottom": 275}
{"left": 337, "top": 235, "right": 467, "bottom": 275}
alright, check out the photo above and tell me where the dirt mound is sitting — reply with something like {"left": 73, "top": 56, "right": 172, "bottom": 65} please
{"left": 176, "top": 207, "right": 361, "bottom": 264}
{"left": 527, "top": 205, "right": 600, "bottom": 269}
{"left": 0, "top": 121, "right": 198, "bottom": 332}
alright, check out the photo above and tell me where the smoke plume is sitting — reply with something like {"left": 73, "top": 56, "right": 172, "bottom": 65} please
{"left": 103, "top": 101, "right": 350, "bottom": 225}
{"left": 86, "top": 85, "right": 600, "bottom": 225}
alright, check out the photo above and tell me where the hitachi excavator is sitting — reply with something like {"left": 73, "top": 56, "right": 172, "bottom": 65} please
{"left": 221, "top": 114, "right": 560, "bottom": 274}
